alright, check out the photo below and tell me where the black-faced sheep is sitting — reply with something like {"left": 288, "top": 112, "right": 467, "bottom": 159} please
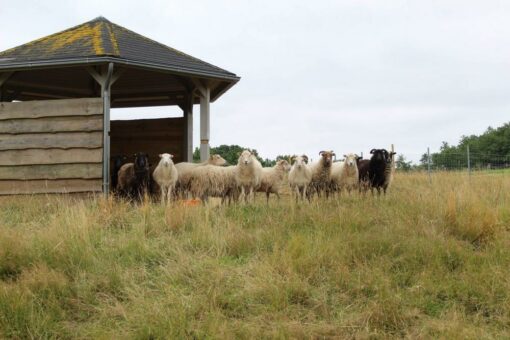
{"left": 366, "top": 148, "right": 396, "bottom": 195}
{"left": 111, "top": 155, "right": 127, "bottom": 192}
{"left": 357, "top": 157, "right": 371, "bottom": 193}
{"left": 117, "top": 152, "right": 151, "bottom": 200}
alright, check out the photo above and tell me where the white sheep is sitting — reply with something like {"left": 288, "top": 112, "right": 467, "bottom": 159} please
{"left": 174, "top": 154, "right": 227, "bottom": 198}
{"left": 152, "top": 153, "right": 178, "bottom": 205}
{"left": 309, "top": 150, "right": 335, "bottom": 199}
{"left": 288, "top": 155, "right": 312, "bottom": 202}
{"left": 383, "top": 149, "right": 397, "bottom": 193}
{"left": 330, "top": 153, "right": 360, "bottom": 195}
{"left": 256, "top": 159, "right": 291, "bottom": 203}
{"left": 189, "top": 165, "right": 239, "bottom": 204}
{"left": 235, "top": 150, "right": 263, "bottom": 203}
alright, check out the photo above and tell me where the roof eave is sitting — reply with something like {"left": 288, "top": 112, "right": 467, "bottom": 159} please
{"left": 211, "top": 78, "right": 240, "bottom": 102}
{"left": 0, "top": 56, "right": 240, "bottom": 82}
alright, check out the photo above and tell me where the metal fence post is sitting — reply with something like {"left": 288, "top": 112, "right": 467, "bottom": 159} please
{"left": 467, "top": 144, "right": 471, "bottom": 178}
{"left": 427, "top": 147, "right": 432, "bottom": 184}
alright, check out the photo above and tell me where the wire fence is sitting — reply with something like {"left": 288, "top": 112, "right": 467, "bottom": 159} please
{"left": 396, "top": 147, "right": 510, "bottom": 176}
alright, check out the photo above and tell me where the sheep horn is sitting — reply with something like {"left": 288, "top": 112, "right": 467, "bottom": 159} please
{"left": 319, "top": 151, "right": 325, "bottom": 155}
{"left": 370, "top": 149, "right": 376, "bottom": 154}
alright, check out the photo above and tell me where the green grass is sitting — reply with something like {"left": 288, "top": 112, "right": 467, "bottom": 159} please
{"left": 0, "top": 172, "right": 509, "bottom": 338}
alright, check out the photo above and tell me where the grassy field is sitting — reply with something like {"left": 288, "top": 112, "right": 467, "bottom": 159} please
{"left": 0, "top": 172, "right": 509, "bottom": 338}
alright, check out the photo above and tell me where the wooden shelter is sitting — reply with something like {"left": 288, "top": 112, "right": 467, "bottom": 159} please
{"left": 0, "top": 17, "right": 239, "bottom": 195}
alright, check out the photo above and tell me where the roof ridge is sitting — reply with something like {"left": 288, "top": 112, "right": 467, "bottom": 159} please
{"left": 108, "top": 21, "right": 233, "bottom": 75}
{"left": 104, "top": 21, "right": 121, "bottom": 56}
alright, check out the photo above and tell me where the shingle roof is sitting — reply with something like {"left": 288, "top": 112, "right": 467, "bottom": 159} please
{"left": 0, "top": 17, "right": 238, "bottom": 80}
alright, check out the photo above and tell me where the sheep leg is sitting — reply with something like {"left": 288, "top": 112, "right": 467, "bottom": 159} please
{"left": 160, "top": 186, "right": 166, "bottom": 205}
{"left": 240, "top": 186, "right": 246, "bottom": 203}
{"left": 266, "top": 191, "right": 270, "bottom": 205}
{"left": 249, "top": 187, "right": 254, "bottom": 203}
{"left": 167, "top": 186, "right": 173, "bottom": 204}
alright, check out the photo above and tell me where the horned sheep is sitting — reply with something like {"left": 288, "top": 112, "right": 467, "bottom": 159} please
{"left": 308, "top": 150, "right": 335, "bottom": 199}
{"left": 363, "top": 148, "right": 396, "bottom": 195}
{"left": 288, "top": 155, "right": 312, "bottom": 202}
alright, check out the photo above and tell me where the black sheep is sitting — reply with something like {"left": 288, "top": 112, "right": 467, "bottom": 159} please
{"left": 356, "top": 157, "right": 370, "bottom": 192}
{"left": 117, "top": 153, "right": 151, "bottom": 200}
{"left": 111, "top": 155, "right": 127, "bottom": 192}
{"left": 367, "top": 148, "right": 396, "bottom": 195}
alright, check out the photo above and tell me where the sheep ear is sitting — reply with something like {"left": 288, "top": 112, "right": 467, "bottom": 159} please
{"left": 370, "top": 149, "right": 376, "bottom": 154}
{"left": 158, "top": 154, "right": 162, "bottom": 158}
{"left": 170, "top": 154, "right": 174, "bottom": 158}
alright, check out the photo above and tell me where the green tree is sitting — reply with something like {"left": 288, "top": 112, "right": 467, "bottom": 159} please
{"left": 395, "top": 154, "right": 412, "bottom": 172}
{"left": 193, "top": 145, "right": 273, "bottom": 166}
{"left": 428, "top": 122, "right": 510, "bottom": 170}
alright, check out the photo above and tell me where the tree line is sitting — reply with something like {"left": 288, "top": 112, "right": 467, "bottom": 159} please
{"left": 193, "top": 122, "right": 510, "bottom": 171}
{"left": 395, "top": 122, "right": 510, "bottom": 171}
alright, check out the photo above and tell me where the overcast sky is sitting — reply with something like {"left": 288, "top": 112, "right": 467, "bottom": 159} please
{"left": 1, "top": 0, "right": 509, "bottom": 162}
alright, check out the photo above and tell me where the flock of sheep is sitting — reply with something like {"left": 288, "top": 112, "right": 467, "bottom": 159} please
{"left": 111, "top": 147, "right": 396, "bottom": 205}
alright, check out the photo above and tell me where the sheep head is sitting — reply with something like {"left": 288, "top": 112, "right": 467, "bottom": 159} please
{"left": 134, "top": 153, "right": 150, "bottom": 172}
{"left": 276, "top": 159, "right": 291, "bottom": 172}
{"left": 158, "top": 153, "right": 174, "bottom": 167}
{"left": 319, "top": 150, "right": 335, "bottom": 167}
{"left": 370, "top": 149, "right": 389, "bottom": 163}
{"left": 209, "top": 154, "right": 227, "bottom": 166}
{"left": 238, "top": 150, "right": 253, "bottom": 166}
{"left": 343, "top": 153, "right": 358, "bottom": 168}
{"left": 292, "top": 155, "right": 307, "bottom": 169}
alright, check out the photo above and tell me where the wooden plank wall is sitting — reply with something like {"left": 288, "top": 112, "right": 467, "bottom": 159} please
{"left": 110, "top": 117, "right": 184, "bottom": 172}
{"left": 0, "top": 98, "right": 103, "bottom": 195}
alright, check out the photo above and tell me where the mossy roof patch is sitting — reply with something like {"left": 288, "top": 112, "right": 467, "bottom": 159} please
{"left": 0, "top": 17, "right": 236, "bottom": 79}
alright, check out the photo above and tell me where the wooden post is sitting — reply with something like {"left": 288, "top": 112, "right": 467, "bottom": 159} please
{"left": 199, "top": 86, "right": 210, "bottom": 162}
{"left": 101, "top": 64, "right": 114, "bottom": 196}
{"left": 182, "top": 92, "right": 193, "bottom": 162}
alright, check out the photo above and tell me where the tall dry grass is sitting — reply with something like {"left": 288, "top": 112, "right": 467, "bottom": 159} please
{"left": 0, "top": 172, "right": 509, "bottom": 338}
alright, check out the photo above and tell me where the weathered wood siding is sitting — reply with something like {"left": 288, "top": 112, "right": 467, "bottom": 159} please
{"left": 111, "top": 117, "right": 184, "bottom": 169}
{"left": 0, "top": 98, "right": 103, "bottom": 195}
